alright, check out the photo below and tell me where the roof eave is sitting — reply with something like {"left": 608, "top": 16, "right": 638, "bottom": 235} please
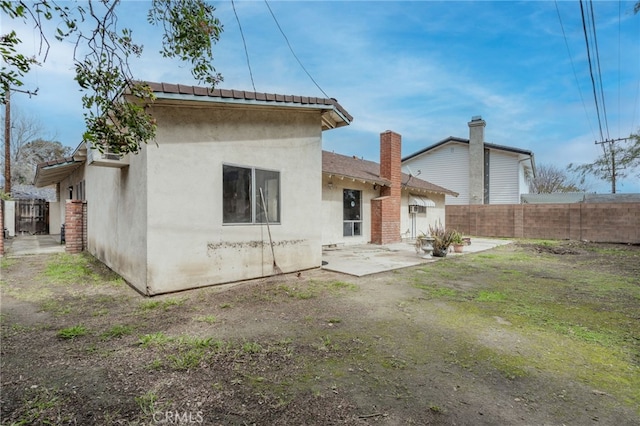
{"left": 34, "top": 159, "right": 84, "bottom": 188}
{"left": 323, "top": 171, "right": 390, "bottom": 187}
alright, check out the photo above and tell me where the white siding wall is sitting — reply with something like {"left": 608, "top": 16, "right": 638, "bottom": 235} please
{"left": 519, "top": 162, "right": 530, "bottom": 198}
{"left": 402, "top": 142, "right": 468, "bottom": 205}
{"left": 488, "top": 150, "right": 520, "bottom": 204}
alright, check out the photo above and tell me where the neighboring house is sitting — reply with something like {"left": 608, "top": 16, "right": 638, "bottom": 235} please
{"left": 35, "top": 82, "right": 352, "bottom": 295}
{"left": 402, "top": 116, "right": 536, "bottom": 205}
{"left": 322, "top": 131, "right": 457, "bottom": 245}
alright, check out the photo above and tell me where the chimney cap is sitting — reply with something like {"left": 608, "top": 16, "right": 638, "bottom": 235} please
{"left": 471, "top": 115, "right": 483, "bottom": 121}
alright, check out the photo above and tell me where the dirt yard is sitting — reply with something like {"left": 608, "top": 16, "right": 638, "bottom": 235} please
{"left": 1, "top": 240, "right": 639, "bottom": 425}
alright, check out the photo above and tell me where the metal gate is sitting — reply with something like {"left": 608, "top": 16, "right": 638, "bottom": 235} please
{"left": 15, "top": 199, "right": 49, "bottom": 235}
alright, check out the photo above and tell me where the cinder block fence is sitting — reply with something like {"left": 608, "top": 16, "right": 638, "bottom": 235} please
{"left": 446, "top": 203, "right": 640, "bottom": 244}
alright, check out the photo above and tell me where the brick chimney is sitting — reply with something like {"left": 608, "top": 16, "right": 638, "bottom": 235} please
{"left": 468, "top": 116, "right": 486, "bottom": 205}
{"left": 371, "top": 130, "right": 402, "bottom": 244}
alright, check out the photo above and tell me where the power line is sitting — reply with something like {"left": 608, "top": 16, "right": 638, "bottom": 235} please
{"left": 263, "top": 0, "right": 329, "bottom": 98}
{"left": 579, "top": 0, "right": 606, "bottom": 143}
{"left": 554, "top": 0, "right": 596, "bottom": 141}
{"left": 588, "top": 0, "right": 610, "bottom": 140}
{"left": 231, "top": 0, "right": 256, "bottom": 92}
{"left": 617, "top": 0, "right": 621, "bottom": 138}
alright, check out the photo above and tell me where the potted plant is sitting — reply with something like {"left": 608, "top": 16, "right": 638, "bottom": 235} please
{"left": 415, "top": 232, "right": 435, "bottom": 257}
{"left": 428, "top": 223, "right": 455, "bottom": 257}
{"left": 451, "top": 230, "right": 465, "bottom": 253}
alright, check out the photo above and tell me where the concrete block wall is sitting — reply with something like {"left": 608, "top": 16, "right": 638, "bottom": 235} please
{"left": 65, "top": 200, "right": 85, "bottom": 254}
{"left": 446, "top": 203, "right": 640, "bottom": 243}
{"left": 522, "top": 205, "right": 571, "bottom": 239}
{"left": 581, "top": 203, "right": 640, "bottom": 243}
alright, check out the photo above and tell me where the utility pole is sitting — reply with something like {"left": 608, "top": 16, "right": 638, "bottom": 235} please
{"left": 3, "top": 87, "right": 10, "bottom": 195}
{"left": 3, "top": 86, "right": 38, "bottom": 195}
{"left": 595, "top": 137, "right": 632, "bottom": 194}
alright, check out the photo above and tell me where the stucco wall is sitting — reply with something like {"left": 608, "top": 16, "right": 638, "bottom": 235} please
{"left": 143, "top": 105, "right": 323, "bottom": 294}
{"left": 3, "top": 201, "right": 15, "bottom": 237}
{"left": 48, "top": 201, "right": 62, "bottom": 235}
{"left": 84, "top": 150, "right": 148, "bottom": 293}
{"left": 321, "top": 175, "right": 376, "bottom": 246}
{"left": 400, "top": 191, "right": 446, "bottom": 239}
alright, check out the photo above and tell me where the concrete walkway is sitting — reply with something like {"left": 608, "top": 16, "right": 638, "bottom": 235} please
{"left": 322, "top": 238, "right": 511, "bottom": 277}
{"left": 3, "top": 235, "right": 65, "bottom": 257}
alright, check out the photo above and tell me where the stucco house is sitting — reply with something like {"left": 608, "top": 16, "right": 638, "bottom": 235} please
{"left": 35, "top": 82, "right": 352, "bottom": 295}
{"left": 34, "top": 83, "right": 457, "bottom": 295}
{"left": 322, "top": 131, "right": 457, "bottom": 245}
{"left": 402, "top": 116, "right": 535, "bottom": 205}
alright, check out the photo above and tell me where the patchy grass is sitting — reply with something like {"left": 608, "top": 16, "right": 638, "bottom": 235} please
{"left": 42, "top": 253, "right": 100, "bottom": 285}
{"left": 138, "top": 332, "right": 171, "bottom": 347}
{"left": 7, "top": 386, "right": 70, "bottom": 425}
{"left": 2, "top": 240, "right": 639, "bottom": 424}
{"left": 409, "top": 242, "right": 640, "bottom": 409}
{"left": 193, "top": 314, "right": 217, "bottom": 324}
{"left": 57, "top": 325, "right": 89, "bottom": 339}
{"left": 139, "top": 297, "right": 185, "bottom": 312}
{"left": 101, "top": 324, "right": 135, "bottom": 340}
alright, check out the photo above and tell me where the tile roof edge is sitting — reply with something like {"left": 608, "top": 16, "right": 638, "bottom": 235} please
{"left": 137, "top": 81, "right": 353, "bottom": 122}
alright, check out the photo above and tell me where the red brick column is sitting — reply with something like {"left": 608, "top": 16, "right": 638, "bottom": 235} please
{"left": 65, "top": 199, "right": 84, "bottom": 254}
{"left": 82, "top": 202, "right": 88, "bottom": 250}
{"left": 372, "top": 131, "right": 402, "bottom": 244}
{"left": 0, "top": 200, "right": 4, "bottom": 256}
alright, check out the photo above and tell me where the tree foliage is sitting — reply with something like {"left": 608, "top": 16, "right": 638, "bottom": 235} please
{"left": 14, "top": 139, "right": 71, "bottom": 184}
{"left": 1, "top": 0, "right": 223, "bottom": 155}
{"left": 568, "top": 132, "right": 640, "bottom": 193}
{"left": 528, "top": 163, "right": 586, "bottom": 194}
{"left": 1, "top": 108, "right": 70, "bottom": 185}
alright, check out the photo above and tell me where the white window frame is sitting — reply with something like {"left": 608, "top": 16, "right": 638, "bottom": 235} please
{"left": 222, "top": 164, "right": 281, "bottom": 225}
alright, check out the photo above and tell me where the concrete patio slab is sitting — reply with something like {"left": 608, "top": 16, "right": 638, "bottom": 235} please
{"left": 322, "top": 237, "right": 511, "bottom": 277}
{"left": 3, "top": 235, "right": 65, "bottom": 257}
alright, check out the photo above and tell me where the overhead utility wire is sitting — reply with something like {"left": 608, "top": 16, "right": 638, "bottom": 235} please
{"left": 588, "top": 0, "right": 611, "bottom": 140}
{"left": 554, "top": 0, "right": 596, "bottom": 141}
{"left": 231, "top": 0, "right": 256, "bottom": 92}
{"left": 617, "top": 0, "right": 621, "bottom": 137}
{"left": 579, "top": 0, "right": 606, "bottom": 142}
{"left": 579, "top": 0, "right": 613, "bottom": 184}
{"left": 631, "top": 10, "right": 640, "bottom": 133}
{"left": 263, "top": 0, "right": 330, "bottom": 99}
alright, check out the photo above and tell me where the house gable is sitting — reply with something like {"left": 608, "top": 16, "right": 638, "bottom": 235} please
{"left": 402, "top": 119, "right": 535, "bottom": 205}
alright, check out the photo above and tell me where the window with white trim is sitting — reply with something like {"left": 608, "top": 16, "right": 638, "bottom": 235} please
{"left": 223, "top": 165, "right": 280, "bottom": 224}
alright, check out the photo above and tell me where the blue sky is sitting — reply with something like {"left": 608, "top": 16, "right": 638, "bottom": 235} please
{"left": 4, "top": 1, "right": 640, "bottom": 193}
